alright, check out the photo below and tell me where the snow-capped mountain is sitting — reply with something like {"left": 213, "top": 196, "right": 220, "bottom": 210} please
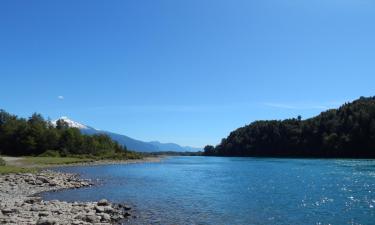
{"left": 51, "top": 117, "right": 202, "bottom": 152}
{"left": 52, "top": 116, "right": 90, "bottom": 129}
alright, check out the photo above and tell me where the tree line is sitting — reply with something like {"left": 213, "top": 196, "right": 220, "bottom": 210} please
{"left": 0, "top": 110, "right": 140, "bottom": 159}
{"left": 204, "top": 96, "right": 375, "bottom": 158}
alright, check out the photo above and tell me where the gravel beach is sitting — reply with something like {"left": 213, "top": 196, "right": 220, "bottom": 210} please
{"left": 0, "top": 171, "right": 132, "bottom": 225}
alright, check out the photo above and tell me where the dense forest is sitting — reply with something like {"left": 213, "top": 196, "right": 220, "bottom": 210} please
{"left": 204, "top": 96, "right": 375, "bottom": 158}
{"left": 0, "top": 110, "right": 140, "bottom": 159}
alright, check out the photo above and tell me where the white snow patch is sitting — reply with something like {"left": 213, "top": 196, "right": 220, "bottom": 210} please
{"left": 51, "top": 116, "right": 89, "bottom": 129}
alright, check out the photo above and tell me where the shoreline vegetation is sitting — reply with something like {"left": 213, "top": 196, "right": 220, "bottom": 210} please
{"left": 0, "top": 110, "right": 142, "bottom": 160}
{"left": 0, "top": 155, "right": 164, "bottom": 174}
{"left": 204, "top": 96, "right": 375, "bottom": 158}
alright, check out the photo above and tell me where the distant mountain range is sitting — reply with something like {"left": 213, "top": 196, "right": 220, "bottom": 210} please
{"left": 51, "top": 117, "right": 202, "bottom": 153}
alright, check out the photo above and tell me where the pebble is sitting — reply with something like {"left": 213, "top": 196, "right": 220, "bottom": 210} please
{"left": 98, "top": 199, "right": 110, "bottom": 206}
{"left": 0, "top": 171, "right": 132, "bottom": 225}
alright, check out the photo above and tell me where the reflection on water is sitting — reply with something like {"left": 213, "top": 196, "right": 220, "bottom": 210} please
{"left": 43, "top": 157, "right": 375, "bottom": 225}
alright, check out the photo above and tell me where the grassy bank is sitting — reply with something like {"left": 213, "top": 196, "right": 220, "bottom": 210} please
{"left": 23, "top": 156, "right": 94, "bottom": 165}
{"left": 0, "top": 156, "right": 94, "bottom": 174}
{"left": 0, "top": 153, "right": 152, "bottom": 174}
{"left": 0, "top": 165, "right": 37, "bottom": 174}
{"left": 0, "top": 157, "right": 35, "bottom": 174}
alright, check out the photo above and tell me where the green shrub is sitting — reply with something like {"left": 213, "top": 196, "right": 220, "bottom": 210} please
{"left": 38, "top": 150, "right": 61, "bottom": 157}
{"left": 0, "top": 157, "right": 6, "bottom": 166}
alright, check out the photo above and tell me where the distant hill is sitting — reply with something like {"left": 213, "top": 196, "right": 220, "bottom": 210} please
{"left": 80, "top": 128, "right": 158, "bottom": 152}
{"left": 204, "top": 96, "right": 375, "bottom": 158}
{"left": 148, "top": 141, "right": 202, "bottom": 152}
{"left": 52, "top": 117, "right": 202, "bottom": 152}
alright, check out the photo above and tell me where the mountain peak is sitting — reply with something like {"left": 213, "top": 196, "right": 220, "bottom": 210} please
{"left": 52, "top": 117, "right": 89, "bottom": 129}
{"left": 51, "top": 117, "right": 201, "bottom": 152}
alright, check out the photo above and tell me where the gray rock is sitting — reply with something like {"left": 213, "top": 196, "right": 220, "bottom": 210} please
{"left": 14, "top": 201, "right": 23, "bottom": 207}
{"left": 95, "top": 205, "right": 105, "bottom": 213}
{"left": 25, "top": 197, "right": 42, "bottom": 204}
{"left": 36, "top": 218, "right": 57, "bottom": 225}
{"left": 70, "top": 208, "right": 80, "bottom": 214}
{"left": 36, "top": 180, "right": 43, "bottom": 185}
{"left": 104, "top": 206, "right": 115, "bottom": 213}
{"left": 111, "top": 214, "right": 124, "bottom": 220}
{"left": 24, "top": 177, "right": 35, "bottom": 182}
{"left": 1, "top": 208, "right": 13, "bottom": 214}
{"left": 38, "top": 211, "right": 49, "bottom": 217}
{"left": 84, "top": 214, "right": 100, "bottom": 223}
{"left": 97, "top": 199, "right": 109, "bottom": 206}
{"left": 74, "top": 214, "right": 84, "bottom": 220}
{"left": 71, "top": 220, "right": 82, "bottom": 225}
{"left": 36, "top": 176, "right": 50, "bottom": 183}
{"left": 100, "top": 213, "right": 111, "bottom": 222}
{"left": 30, "top": 206, "right": 43, "bottom": 211}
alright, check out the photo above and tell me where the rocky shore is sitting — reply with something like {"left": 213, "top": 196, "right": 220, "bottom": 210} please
{"left": 0, "top": 171, "right": 132, "bottom": 225}
{"left": 53, "top": 156, "right": 164, "bottom": 168}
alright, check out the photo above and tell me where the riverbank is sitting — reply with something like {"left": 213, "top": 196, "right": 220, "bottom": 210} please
{"left": 51, "top": 156, "right": 164, "bottom": 167}
{"left": 0, "top": 170, "right": 133, "bottom": 225}
{"left": 0, "top": 156, "right": 165, "bottom": 224}
{"left": 0, "top": 156, "right": 164, "bottom": 173}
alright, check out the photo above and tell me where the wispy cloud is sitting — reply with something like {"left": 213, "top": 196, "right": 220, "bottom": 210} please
{"left": 57, "top": 96, "right": 64, "bottom": 100}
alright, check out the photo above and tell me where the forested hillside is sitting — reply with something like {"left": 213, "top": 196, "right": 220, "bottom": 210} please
{"left": 204, "top": 97, "right": 375, "bottom": 158}
{"left": 0, "top": 110, "right": 140, "bottom": 159}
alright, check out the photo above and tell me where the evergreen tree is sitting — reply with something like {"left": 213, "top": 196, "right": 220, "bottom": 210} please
{"left": 204, "top": 96, "right": 375, "bottom": 158}
{"left": 0, "top": 110, "right": 139, "bottom": 159}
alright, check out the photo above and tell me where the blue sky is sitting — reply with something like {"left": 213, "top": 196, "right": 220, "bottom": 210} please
{"left": 1, "top": 0, "right": 375, "bottom": 147}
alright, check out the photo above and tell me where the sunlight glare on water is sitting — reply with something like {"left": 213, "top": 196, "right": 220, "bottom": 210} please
{"left": 43, "top": 157, "right": 375, "bottom": 225}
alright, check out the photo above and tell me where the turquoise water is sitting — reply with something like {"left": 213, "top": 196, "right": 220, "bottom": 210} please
{"left": 43, "top": 157, "right": 375, "bottom": 225}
